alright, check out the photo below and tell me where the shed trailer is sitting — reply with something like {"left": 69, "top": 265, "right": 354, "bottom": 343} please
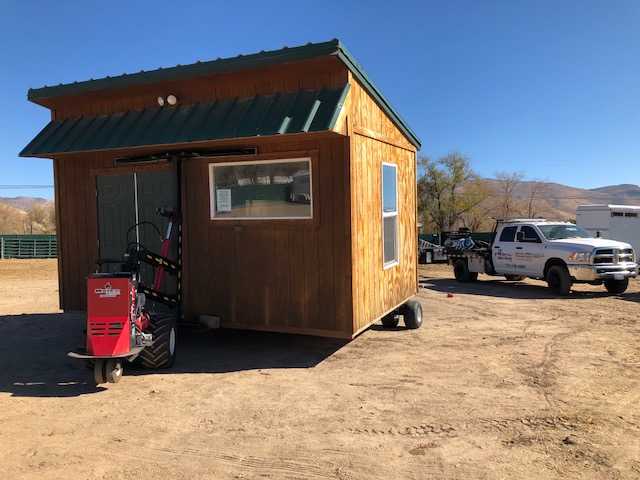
{"left": 21, "top": 39, "right": 422, "bottom": 339}
{"left": 576, "top": 204, "right": 640, "bottom": 254}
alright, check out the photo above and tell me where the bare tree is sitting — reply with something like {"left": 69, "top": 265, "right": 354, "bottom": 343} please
{"left": 25, "top": 203, "right": 56, "bottom": 234}
{"left": 494, "top": 171, "right": 524, "bottom": 219}
{"left": 525, "top": 180, "right": 547, "bottom": 218}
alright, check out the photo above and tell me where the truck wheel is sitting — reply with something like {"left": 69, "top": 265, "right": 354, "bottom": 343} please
{"left": 546, "top": 265, "right": 572, "bottom": 295}
{"left": 505, "top": 275, "right": 525, "bottom": 281}
{"left": 140, "top": 312, "right": 177, "bottom": 369}
{"left": 453, "top": 259, "right": 478, "bottom": 282}
{"left": 381, "top": 312, "right": 399, "bottom": 328}
{"left": 400, "top": 300, "right": 423, "bottom": 329}
{"left": 604, "top": 278, "right": 628, "bottom": 294}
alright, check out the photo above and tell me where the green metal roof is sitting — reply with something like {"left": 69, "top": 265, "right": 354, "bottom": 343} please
{"left": 26, "top": 39, "right": 420, "bottom": 148}
{"left": 20, "top": 86, "right": 350, "bottom": 157}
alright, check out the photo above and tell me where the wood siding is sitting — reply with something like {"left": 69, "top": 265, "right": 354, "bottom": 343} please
{"left": 49, "top": 57, "right": 348, "bottom": 120}
{"left": 347, "top": 76, "right": 418, "bottom": 334}
{"left": 53, "top": 134, "right": 354, "bottom": 338}
{"left": 181, "top": 135, "right": 352, "bottom": 338}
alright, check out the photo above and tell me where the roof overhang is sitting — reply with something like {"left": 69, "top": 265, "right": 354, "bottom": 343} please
{"left": 20, "top": 86, "right": 349, "bottom": 158}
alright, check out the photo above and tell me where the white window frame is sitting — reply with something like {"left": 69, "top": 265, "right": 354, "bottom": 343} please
{"left": 209, "top": 157, "right": 313, "bottom": 220}
{"left": 382, "top": 162, "right": 399, "bottom": 269}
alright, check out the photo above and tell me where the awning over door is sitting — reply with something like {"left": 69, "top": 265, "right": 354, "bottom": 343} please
{"left": 20, "top": 85, "right": 349, "bottom": 157}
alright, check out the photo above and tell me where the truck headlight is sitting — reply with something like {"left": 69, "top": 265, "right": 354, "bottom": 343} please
{"left": 568, "top": 252, "right": 591, "bottom": 263}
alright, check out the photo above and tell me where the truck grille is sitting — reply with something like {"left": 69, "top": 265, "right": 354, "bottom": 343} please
{"left": 592, "top": 248, "right": 634, "bottom": 265}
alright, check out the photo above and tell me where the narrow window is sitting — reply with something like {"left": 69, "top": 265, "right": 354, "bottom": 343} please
{"left": 209, "top": 158, "right": 312, "bottom": 220}
{"left": 382, "top": 163, "right": 398, "bottom": 267}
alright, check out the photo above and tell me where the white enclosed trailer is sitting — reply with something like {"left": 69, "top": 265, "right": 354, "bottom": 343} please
{"left": 576, "top": 204, "right": 640, "bottom": 253}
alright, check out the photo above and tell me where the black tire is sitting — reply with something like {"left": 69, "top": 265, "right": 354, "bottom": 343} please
{"left": 93, "top": 359, "right": 106, "bottom": 385}
{"left": 140, "top": 312, "right": 177, "bottom": 369}
{"left": 505, "top": 275, "right": 525, "bottom": 281}
{"left": 604, "top": 278, "right": 628, "bottom": 294}
{"left": 105, "top": 359, "right": 123, "bottom": 383}
{"left": 453, "top": 259, "right": 478, "bottom": 283}
{"left": 381, "top": 313, "right": 400, "bottom": 328}
{"left": 400, "top": 300, "right": 423, "bottom": 329}
{"left": 546, "top": 264, "right": 572, "bottom": 295}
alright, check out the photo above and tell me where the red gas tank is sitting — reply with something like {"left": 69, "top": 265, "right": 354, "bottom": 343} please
{"left": 86, "top": 274, "right": 134, "bottom": 356}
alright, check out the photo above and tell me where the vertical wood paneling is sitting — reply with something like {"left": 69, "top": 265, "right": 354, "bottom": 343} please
{"left": 51, "top": 57, "right": 349, "bottom": 120}
{"left": 178, "top": 135, "right": 352, "bottom": 338}
{"left": 347, "top": 74, "right": 418, "bottom": 334}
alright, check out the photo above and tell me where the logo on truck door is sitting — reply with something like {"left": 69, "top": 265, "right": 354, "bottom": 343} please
{"left": 94, "top": 282, "right": 121, "bottom": 299}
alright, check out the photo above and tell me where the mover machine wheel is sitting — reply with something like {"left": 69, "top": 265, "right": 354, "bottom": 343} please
{"left": 453, "top": 259, "right": 478, "bottom": 283}
{"left": 93, "top": 359, "right": 124, "bottom": 384}
{"left": 94, "top": 359, "right": 106, "bottom": 385}
{"left": 546, "top": 265, "right": 572, "bottom": 295}
{"left": 400, "top": 300, "right": 423, "bottom": 329}
{"left": 140, "top": 312, "right": 177, "bottom": 369}
{"left": 105, "top": 359, "right": 123, "bottom": 383}
{"left": 381, "top": 313, "right": 400, "bottom": 328}
{"left": 604, "top": 278, "right": 629, "bottom": 295}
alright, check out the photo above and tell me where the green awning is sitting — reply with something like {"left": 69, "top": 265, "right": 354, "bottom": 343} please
{"left": 20, "top": 85, "right": 349, "bottom": 157}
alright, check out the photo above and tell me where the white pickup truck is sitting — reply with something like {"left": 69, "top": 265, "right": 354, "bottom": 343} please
{"left": 447, "top": 219, "right": 638, "bottom": 295}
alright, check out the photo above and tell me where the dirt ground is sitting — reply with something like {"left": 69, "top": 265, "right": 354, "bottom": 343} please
{"left": 0, "top": 259, "right": 639, "bottom": 480}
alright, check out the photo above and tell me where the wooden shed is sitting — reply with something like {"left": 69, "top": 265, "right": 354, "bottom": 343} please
{"left": 21, "top": 39, "right": 422, "bottom": 339}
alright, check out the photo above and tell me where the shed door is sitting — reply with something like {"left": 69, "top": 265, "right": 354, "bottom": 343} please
{"left": 96, "top": 169, "right": 178, "bottom": 289}
{"left": 96, "top": 174, "right": 135, "bottom": 270}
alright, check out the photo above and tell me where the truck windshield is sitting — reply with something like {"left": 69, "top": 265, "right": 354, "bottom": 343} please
{"left": 538, "top": 224, "right": 592, "bottom": 240}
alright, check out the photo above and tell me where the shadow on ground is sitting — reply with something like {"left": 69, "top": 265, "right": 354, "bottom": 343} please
{"left": 419, "top": 275, "right": 629, "bottom": 301}
{"left": 0, "top": 313, "right": 347, "bottom": 398}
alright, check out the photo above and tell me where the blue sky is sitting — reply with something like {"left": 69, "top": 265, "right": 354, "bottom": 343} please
{"left": 1, "top": 0, "right": 639, "bottom": 199}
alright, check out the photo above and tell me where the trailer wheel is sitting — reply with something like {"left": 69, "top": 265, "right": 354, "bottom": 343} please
{"left": 604, "top": 278, "right": 628, "bottom": 294}
{"left": 140, "top": 312, "right": 177, "bottom": 369}
{"left": 453, "top": 259, "right": 478, "bottom": 282}
{"left": 400, "top": 300, "right": 423, "bottom": 329}
{"left": 505, "top": 275, "right": 525, "bottom": 281}
{"left": 381, "top": 313, "right": 399, "bottom": 328}
{"left": 93, "top": 359, "right": 106, "bottom": 385}
{"left": 546, "top": 265, "right": 572, "bottom": 295}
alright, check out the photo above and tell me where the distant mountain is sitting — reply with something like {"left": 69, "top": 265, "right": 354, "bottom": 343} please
{"left": 0, "top": 196, "right": 50, "bottom": 211}
{"left": 589, "top": 184, "right": 640, "bottom": 202}
{"left": 482, "top": 181, "right": 640, "bottom": 222}
{"left": 0, "top": 197, "right": 55, "bottom": 234}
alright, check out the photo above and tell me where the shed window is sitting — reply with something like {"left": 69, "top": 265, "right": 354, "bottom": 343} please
{"left": 382, "top": 163, "right": 398, "bottom": 267}
{"left": 209, "top": 158, "right": 312, "bottom": 219}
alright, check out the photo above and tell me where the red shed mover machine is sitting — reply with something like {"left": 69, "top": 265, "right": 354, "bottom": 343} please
{"left": 68, "top": 209, "right": 180, "bottom": 383}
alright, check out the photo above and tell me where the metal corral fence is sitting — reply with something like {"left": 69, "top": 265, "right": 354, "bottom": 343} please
{"left": 0, "top": 235, "right": 57, "bottom": 259}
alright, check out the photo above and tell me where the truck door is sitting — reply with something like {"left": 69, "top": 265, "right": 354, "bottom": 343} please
{"left": 515, "top": 225, "right": 545, "bottom": 276}
{"left": 492, "top": 225, "right": 518, "bottom": 274}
